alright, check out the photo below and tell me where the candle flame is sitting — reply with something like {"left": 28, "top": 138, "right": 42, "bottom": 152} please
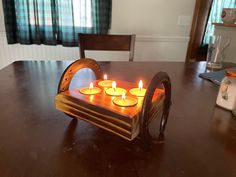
{"left": 104, "top": 74, "right": 107, "bottom": 80}
{"left": 112, "top": 81, "right": 116, "bottom": 89}
{"left": 122, "top": 92, "right": 126, "bottom": 100}
{"left": 89, "top": 82, "right": 93, "bottom": 89}
{"left": 139, "top": 80, "right": 143, "bottom": 90}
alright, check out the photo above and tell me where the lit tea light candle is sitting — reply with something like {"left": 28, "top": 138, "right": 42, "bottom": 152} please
{"left": 79, "top": 82, "right": 102, "bottom": 95}
{"left": 129, "top": 80, "right": 147, "bottom": 97}
{"left": 112, "top": 81, "right": 116, "bottom": 89}
{"left": 105, "top": 81, "right": 127, "bottom": 96}
{"left": 98, "top": 74, "right": 113, "bottom": 88}
{"left": 104, "top": 74, "right": 107, "bottom": 80}
{"left": 113, "top": 92, "right": 138, "bottom": 107}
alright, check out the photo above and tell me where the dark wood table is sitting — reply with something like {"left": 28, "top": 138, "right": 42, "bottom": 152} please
{"left": 0, "top": 61, "right": 236, "bottom": 177}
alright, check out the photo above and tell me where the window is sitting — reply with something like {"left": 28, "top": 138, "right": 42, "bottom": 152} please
{"left": 15, "top": 0, "right": 92, "bottom": 28}
{"left": 2, "top": 0, "right": 112, "bottom": 46}
{"left": 73, "top": 0, "right": 92, "bottom": 28}
{"left": 203, "top": 0, "right": 236, "bottom": 45}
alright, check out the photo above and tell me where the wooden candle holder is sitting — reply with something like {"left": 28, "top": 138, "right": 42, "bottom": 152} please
{"left": 55, "top": 58, "right": 171, "bottom": 141}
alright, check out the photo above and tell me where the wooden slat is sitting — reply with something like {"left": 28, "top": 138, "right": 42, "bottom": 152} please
{"left": 55, "top": 94, "right": 132, "bottom": 130}
{"left": 78, "top": 34, "right": 136, "bottom": 61}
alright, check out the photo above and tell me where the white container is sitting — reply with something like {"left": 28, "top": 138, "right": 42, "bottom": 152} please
{"left": 216, "top": 71, "right": 236, "bottom": 110}
{"left": 221, "top": 8, "right": 236, "bottom": 25}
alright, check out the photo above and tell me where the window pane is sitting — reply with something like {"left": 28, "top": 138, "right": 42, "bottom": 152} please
{"left": 73, "top": 0, "right": 92, "bottom": 27}
{"left": 203, "top": 0, "right": 236, "bottom": 44}
{"left": 57, "top": 0, "right": 92, "bottom": 28}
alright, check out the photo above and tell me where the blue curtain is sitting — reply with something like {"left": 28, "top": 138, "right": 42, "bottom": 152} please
{"left": 203, "top": 0, "right": 236, "bottom": 45}
{"left": 2, "top": 0, "right": 112, "bottom": 47}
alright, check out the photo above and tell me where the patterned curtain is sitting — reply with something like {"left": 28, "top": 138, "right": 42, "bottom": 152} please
{"left": 2, "top": 0, "right": 112, "bottom": 47}
{"left": 203, "top": 0, "right": 236, "bottom": 45}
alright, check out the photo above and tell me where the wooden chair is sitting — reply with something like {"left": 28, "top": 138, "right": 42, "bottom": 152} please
{"left": 78, "top": 33, "right": 136, "bottom": 61}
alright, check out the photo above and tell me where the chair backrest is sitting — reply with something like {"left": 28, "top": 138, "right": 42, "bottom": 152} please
{"left": 78, "top": 33, "right": 136, "bottom": 61}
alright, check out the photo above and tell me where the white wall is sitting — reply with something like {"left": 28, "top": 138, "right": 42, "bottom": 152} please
{"left": 0, "top": 0, "right": 196, "bottom": 69}
{"left": 0, "top": 0, "right": 4, "bottom": 32}
{"left": 111, "top": 0, "right": 194, "bottom": 36}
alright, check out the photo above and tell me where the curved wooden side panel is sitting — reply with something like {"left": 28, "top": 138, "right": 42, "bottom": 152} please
{"left": 57, "top": 58, "right": 103, "bottom": 93}
{"left": 140, "top": 71, "right": 172, "bottom": 140}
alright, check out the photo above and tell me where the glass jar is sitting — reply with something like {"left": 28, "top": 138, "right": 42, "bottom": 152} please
{"left": 206, "top": 35, "right": 231, "bottom": 69}
{"left": 216, "top": 70, "right": 236, "bottom": 110}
